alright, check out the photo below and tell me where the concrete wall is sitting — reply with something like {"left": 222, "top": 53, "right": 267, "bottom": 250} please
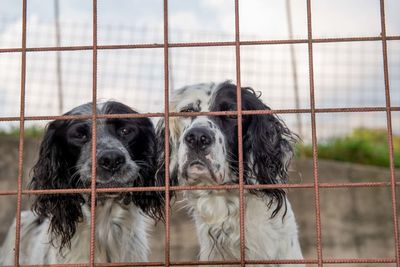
{"left": 0, "top": 137, "right": 399, "bottom": 266}
{"left": 0, "top": 137, "right": 40, "bottom": 241}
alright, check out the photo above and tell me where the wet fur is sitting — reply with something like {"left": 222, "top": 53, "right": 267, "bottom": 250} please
{"left": 0, "top": 101, "right": 163, "bottom": 264}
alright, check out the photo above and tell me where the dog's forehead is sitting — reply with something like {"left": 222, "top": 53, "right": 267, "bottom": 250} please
{"left": 172, "top": 83, "right": 216, "bottom": 111}
{"left": 65, "top": 102, "right": 136, "bottom": 127}
{"left": 64, "top": 102, "right": 103, "bottom": 127}
{"left": 67, "top": 102, "right": 92, "bottom": 115}
{"left": 65, "top": 102, "right": 105, "bottom": 116}
{"left": 67, "top": 102, "right": 132, "bottom": 115}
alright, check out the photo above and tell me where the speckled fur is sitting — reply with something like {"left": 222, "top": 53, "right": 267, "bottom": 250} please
{"left": 156, "top": 81, "right": 304, "bottom": 266}
{"left": 0, "top": 202, "right": 150, "bottom": 264}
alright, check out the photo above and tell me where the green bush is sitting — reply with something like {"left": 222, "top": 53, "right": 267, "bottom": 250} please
{"left": 0, "top": 126, "right": 43, "bottom": 139}
{"left": 297, "top": 128, "right": 400, "bottom": 168}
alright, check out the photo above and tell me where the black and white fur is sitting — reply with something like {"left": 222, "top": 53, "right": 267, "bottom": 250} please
{"left": 156, "top": 81, "right": 304, "bottom": 266}
{"left": 0, "top": 101, "right": 163, "bottom": 264}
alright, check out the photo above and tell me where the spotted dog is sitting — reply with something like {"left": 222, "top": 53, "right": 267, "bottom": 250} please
{"left": 156, "top": 81, "right": 304, "bottom": 266}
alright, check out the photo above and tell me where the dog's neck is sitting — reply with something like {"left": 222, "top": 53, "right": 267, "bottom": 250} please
{"left": 183, "top": 189, "right": 303, "bottom": 265}
{"left": 60, "top": 199, "right": 149, "bottom": 263}
{"left": 184, "top": 189, "right": 242, "bottom": 260}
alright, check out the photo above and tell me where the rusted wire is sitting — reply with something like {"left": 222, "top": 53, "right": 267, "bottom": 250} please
{"left": 1, "top": 107, "right": 399, "bottom": 123}
{"left": 379, "top": 0, "right": 400, "bottom": 265}
{"left": 1, "top": 35, "right": 400, "bottom": 54}
{"left": 0, "top": 257, "right": 398, "bottom": 267}
{"left": 2, "top": 0, "right": 399, "bottom": 266}
{"left": 88, "top": 0, "right": 98, "bottom": 265}
{"left": 13, "top": 0, "right": 27, "bottom": 265}
{"left": 163, "top": 0, "right": 171, "bottom": 266}
{"left": 1, "top": 181, "right": 399, "bottom": 197}
{"left": 233, "top": 0, "right": 246, "bottom": 266}
{"left": 305, "top": 0, "right": 323, "bottom": 266}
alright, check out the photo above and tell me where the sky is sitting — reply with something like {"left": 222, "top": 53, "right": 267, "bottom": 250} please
{"left": 0, "top": 0, "right": 399, "bottom": 139}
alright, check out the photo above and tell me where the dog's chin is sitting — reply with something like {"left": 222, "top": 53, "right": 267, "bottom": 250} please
{"left": 95, "top": 180, "right": 133, "bottom": 188}
{"left": 80, "top": 175, "right": 138, "bottom": 202}
{"left": 182, "top": 160, "right": 217, "bottom": 185}
{"left": 80, "top": 171, "right": 138, "bottom": 189}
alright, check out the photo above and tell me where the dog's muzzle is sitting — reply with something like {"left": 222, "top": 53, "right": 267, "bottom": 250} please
{"left": 97, "top": 149, "right": 126, "bottom": 175}
{"left": 184, "top": 127, "right": 215, "bottom": 153}
{"left": 182, "top": 126, "right": 220, "bottom": 183}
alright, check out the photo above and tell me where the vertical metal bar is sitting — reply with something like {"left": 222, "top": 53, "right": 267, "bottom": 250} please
{"left": 306, "top": 0, "right": 323, "bottom": 266}
{"left": 14, "top": 0, "right": 27, "bottom": 265}
{"left": 378, "top": 0, "right": 400, "bottom": 265}
{"left": 234, "top": 0, "right": 245, "bottom": 266}
{"left": 285, "top": 0, "right": 303, "bottom": 137}
{"left": 54, "top": 0, "right": 64, "bottom": 114}
{"left": 89, "top": 0, "right": 98, "bottom": 265}
{"left": 163, "top": 0, "right": 171, "bottom": 266}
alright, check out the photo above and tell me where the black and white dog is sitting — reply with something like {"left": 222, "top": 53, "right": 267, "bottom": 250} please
{"left": 156, "top": 81, "right": 304, "bottom": 266}
{"left": 0, "top": 101, "right": 163, "bottom": 264}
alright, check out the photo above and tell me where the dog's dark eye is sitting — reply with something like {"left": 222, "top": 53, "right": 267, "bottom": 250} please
{"left": 117, "top": 126, "right": 136, "bottom": 140}
{"left": 220, "top": 102, "right": 237, "bottom": 119}
{"left": 73, "top": 132, "right": 87, "bottom": 140}
{"left": 222, "top": 109, "right": 237, "bottom": 119}
{"left": 119, "top": 127, "right": 131, "bottom": 136}
{"left": 68, "top": 125, "right": 89, "bottom": 144}
{"left": 180, "top": 107, "right": 195, "bottom": 113}
{"left": 226, "top": 113, "right": 237, "bottom": 119}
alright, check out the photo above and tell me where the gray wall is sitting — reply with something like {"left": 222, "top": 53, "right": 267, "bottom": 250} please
{"left": 0, "top": 138, "right": 399, "bottom": 266}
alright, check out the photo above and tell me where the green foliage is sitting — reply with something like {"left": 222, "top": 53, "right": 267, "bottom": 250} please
{"left": 297, "top": 128, "right": 400, "bottom": 168}
{"left": 0, "top": 126, "right": 43, "bottom": 139}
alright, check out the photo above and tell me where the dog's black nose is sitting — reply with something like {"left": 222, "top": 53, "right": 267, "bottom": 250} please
{"left": 184, "top": 127, "right": 214, "bottom": 151}
{"left": 98, "top": 150, "right": 126, "bottom": 174}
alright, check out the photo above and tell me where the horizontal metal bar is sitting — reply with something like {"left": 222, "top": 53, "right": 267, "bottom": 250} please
{"left": 0, "top": 257, "right": 396, "bottom": 267}
{"left": 1, "top": 35, "right": 400, "bottom": 54}
{"left": 0, "top": 181, "right": 397, "bottom": 196}
{"left": 0, "top": 107, "right": 399, "bottom": 123}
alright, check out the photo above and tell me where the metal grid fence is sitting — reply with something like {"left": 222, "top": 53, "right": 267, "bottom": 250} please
{"left": 0, "top": 0, "right": 399, "bottom": 266}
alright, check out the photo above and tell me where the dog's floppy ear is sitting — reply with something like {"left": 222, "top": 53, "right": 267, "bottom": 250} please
{"left": 241, "top": 87, "right": 296, "bottom": 217}
{"left": 155, "top": 119, "right": 178, "bottom": 196}
{"left": 29, "top": 119, "right": 84, "bottom": 250}
{"left": 129, "top": 117, "right": 165, "bottom": 222}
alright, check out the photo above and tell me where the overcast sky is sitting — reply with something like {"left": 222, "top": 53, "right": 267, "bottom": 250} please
{"left": 0, "top": 0, "right": 399, "bottom": 139}
{"left": 1, "top": 0, "right": 400, "bottom": 42}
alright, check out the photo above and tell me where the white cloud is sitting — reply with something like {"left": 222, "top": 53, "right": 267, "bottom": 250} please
{"left": 169, "top": 11, "right": 202, "bottom": 31}
{"left": 0, "top": 17, "right": 22, "bottom": 47}
{"left": 201, "top": 0, "right": 228, "bottom": 9}
{"left": 311, "top": 0, "right": 381, "bottom": 37}
{"left": 0, "top": 1, "right": 399, "bottom": 139}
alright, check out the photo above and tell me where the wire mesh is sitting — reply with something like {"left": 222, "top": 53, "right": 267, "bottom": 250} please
{"left": 0, "top": 0, "right": 399, "bottom": 266}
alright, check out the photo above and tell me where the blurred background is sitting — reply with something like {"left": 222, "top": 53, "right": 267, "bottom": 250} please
{"left": 0, "top": 0, "right": 399, "bottom": 266}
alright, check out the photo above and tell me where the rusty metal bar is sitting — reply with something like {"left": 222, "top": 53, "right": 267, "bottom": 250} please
{"left": 89, "top": 0, "right": 98, "bottom": 265}
{"left": 233, "top": 0, "right": 245, "bottom": 266}
{"left": 2, "top": 0, "right": 399, "bottom": 266}
{"left": 378, "top": 0, "right": 400, "bottom": 265}
{"left": 1, "top": 35, "right": 400, "bottom": 54}
{"left": 1, "top": 180, "right": 399, "bottom": 197}
{"left": 0, "top": 257, "right": 398, "bottom": 267}
{"left": 306, "top": 0, "right": 323, "bottom": 266}
{"left": 163, "top": 0, "right": 171, "bottom": 266}
{"left": 2, "top": 107, "right": 399, "bottom": 123}
{"left": 13, "top": 0, "right": 28, "bottom": 265}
